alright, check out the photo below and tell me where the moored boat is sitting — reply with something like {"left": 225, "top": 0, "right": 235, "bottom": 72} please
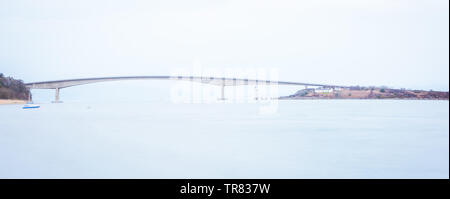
{"left": 23, "top": 104, "right": 40, "bottom": 109}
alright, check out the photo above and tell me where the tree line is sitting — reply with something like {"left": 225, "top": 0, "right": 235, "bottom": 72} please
{"left": 0, "top": 73, "right": 30, "bottom": 100}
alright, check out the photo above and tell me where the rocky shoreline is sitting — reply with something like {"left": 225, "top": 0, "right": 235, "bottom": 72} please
{"left": 0, "top": 99, "right": 27, "bottom": 105}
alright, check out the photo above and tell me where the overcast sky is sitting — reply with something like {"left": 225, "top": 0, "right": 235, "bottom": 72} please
{"left": 1, "top": 0, "right": 449, "bottom": 92}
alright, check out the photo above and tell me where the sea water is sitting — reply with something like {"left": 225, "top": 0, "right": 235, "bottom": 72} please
{"left": 0, "top": 100, "right": 448, "bottom": 178}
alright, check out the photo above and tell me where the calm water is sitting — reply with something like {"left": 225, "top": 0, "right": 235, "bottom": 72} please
{"left": 0, "top": 100, "right": 448, "bottom": 178}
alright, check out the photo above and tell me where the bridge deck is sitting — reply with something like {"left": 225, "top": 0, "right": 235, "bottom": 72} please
{"left": 25, "top": 76, "right": 346, "bottom": 89}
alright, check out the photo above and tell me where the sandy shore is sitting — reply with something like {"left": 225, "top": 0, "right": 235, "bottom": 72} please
{"left": 0, "top": 99, "right": 27, "bottom": 105}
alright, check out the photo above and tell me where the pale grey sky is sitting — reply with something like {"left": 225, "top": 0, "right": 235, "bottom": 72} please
{"left": 1, "top": 0, "right": 449, "bottom": 92}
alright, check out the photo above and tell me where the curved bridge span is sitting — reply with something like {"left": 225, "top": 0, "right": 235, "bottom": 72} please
{"left": 25, "top": 76, "right": 346, "bottom": 102}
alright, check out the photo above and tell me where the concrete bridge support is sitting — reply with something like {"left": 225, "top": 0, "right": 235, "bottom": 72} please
{"left": 219, "top": 84, "right": 226, "bottom": 100}
{"left": 255, "top": 85, "right": 259, "bottom": 100}
{"left": 52, "top": 88, "right": 63, "bottom": 103}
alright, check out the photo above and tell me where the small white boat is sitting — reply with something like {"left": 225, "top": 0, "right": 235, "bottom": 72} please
{"left": 23, "top": 103, "right": 40, "bottom": 109}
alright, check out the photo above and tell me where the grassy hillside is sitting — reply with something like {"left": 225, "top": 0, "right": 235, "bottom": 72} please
{"left": 282, "top": 86, "right": 449, "bottom": 100}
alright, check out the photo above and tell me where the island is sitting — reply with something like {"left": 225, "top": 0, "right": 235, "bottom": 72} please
{"left": 280, "top": 86, "right": 449, "bottom": 100}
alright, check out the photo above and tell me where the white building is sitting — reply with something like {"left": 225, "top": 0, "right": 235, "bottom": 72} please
{"left": 314, "top": 87, "right": 334, "bottom": 93}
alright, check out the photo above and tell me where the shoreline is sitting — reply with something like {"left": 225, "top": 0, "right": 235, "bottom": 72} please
{"left": 0, "top": 99, "right": 27, "bottom": 105}
{"left": 278, "top": 97, "right": 449, "bottom": 101}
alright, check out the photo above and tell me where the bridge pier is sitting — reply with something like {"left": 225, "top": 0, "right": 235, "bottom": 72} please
{"left": 255, "top": 85, "right": 259, "bottom": 100}
{"left": 27, "top": 92, "right": 32, "bottom": 103}
{"left": 52, "top": 88, "right": 63, "bottom": 103}
{"left": 219, "top": 84, "right": 226, "bottom": 100}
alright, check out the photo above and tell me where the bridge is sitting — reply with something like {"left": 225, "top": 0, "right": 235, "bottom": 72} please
{"left": 25, "top": 76, "right": 347, "bottom": 102}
